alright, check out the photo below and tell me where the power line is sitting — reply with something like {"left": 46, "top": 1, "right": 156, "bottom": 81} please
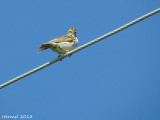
{"left": 0, "top": 8, "right": 159, "bottom": 89}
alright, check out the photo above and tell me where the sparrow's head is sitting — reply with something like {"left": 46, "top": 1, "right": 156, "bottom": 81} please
{"left": 68, "top": 28, "right": 76, "bottom": 37}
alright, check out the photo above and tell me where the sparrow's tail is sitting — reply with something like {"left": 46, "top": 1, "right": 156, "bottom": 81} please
{"left": 38, "top": 43, "right": 51, "bottom": 53}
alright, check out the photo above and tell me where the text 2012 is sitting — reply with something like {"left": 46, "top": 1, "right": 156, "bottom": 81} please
{"left": 20, "top": 115, "right": 32, "bottom": 119}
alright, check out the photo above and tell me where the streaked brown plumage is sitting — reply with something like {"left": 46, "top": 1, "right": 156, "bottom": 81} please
{"left": 38, "top": 28, "right": 78, "bottom": 56}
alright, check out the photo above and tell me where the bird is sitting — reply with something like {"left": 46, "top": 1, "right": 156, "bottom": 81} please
{"left": 38, "top": 28, "right": 78, "bottom": 58}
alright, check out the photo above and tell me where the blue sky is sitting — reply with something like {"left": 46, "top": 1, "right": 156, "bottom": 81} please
{"left": 0, "top": 0, "right": 160, "bottom": 120}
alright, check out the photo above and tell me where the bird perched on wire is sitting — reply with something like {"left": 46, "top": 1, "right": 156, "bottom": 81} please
{"left": 38, "top": 28, "right": 78, "bottom": 58}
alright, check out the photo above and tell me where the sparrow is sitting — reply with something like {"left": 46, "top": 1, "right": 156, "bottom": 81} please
{"left": 38, "top": 28, "right": 78, "bottom": 58}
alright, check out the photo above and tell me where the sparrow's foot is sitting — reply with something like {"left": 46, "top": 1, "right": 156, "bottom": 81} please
{"left": 58, "top": 55, "right": 63, "bottom": 61}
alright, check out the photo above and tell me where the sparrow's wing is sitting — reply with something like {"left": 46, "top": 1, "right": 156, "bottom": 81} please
{"left": 48, "top": 35, "right": 75, "bottom": 44}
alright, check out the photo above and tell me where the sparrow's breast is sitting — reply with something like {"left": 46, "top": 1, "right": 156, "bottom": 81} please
{"left": 59, "top": 37, "right": 78, "bottom": 51}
